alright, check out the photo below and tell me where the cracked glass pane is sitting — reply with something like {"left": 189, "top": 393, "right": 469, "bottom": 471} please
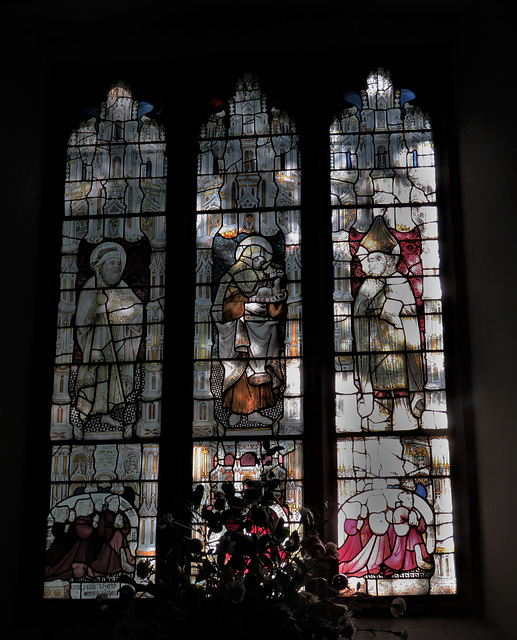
{"left": 194, "top": 74, "right": 303, "bottom": 440}
{"left": 332, "top": 70, "right": 456, "bottom": 596}
{"left": 45, "top": 83, "right": 166, "bottom": 600}
{"left": 193, "top": 74, "right": 303, "bottom": 556}
{"left": 192, "top": 438, "right": 304, "bottom": 536}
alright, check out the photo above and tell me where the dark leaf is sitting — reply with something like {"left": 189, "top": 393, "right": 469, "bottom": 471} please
{"left": 234, "top": 532, "right": 257, "bottom": 555}
{"left": 203, "top": 559, "right": 215, "bottom": 574}
{"left": 274, "top": 516, "right": 285, "bottom": 534}
{"left": 294, "top": 557, "right": 309, "bottom": 572}
{"left": 259, "top": 552, "right": 273, "bottom": 569}
{"left": 243, "top": 486, "right": 262, "bottom": 504}
{"left": 264, "top": 445, "right": 284, "bottom": 457}
{"left": 213, "top": 495, "right": 226, "bottom": 510}
{"left": 208, "top": 523, "right": 223, "bottom": 535}
{"left": 221, "top": 481, "right": 235, "bottom": 499}
{"left": 185, "top": 537, "right": 204, "bottom": 555}
{"left": 258, "top": 533, "right": 272, "bottom": 552}
{"left": 191, "top": 484, "right": 204, "bottom": 509}
{"left": 228, "top": 552, "right": 247, "bottom": 572}
{"left": 228, "top": 496, "right": 246, "bottom": 510}
{"left": 299, "top": 507, "right": 315, "bottom": 528}
{"left": 250, "top": 505, "right": 268, "bottom": 527}
{"left": 263, "top": 490, "right": 278, "bottom": 505}
{"left": 118, "top": 574, "right": 138, "bottom": 587}
{"left": 266, "top": 477, "right": 281, "bottom": 490}
{"left": 201, "top": 505, "right": 214, "bottom": 522}
{"left": 136, "top": 558, "right": 153, "bottom": 579}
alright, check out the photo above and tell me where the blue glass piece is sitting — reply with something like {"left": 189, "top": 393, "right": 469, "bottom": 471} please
{"left": 401, "top": 88, "right": 416, "bottom": 105}
{"left": 344, "top": 91, "right": 361, "bottom": 109}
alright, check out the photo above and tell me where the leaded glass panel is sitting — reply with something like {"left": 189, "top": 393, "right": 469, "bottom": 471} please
{"left": 193, "top": 74, "right": 303, "bottom": 541}
{"left": 331, "top": 69, "right": 456, "bottom": 595}
{"left": 194, "top": 74, "right": 303, "bottom": 440}
{"left": 192, "top": 438, "right": 304, "bottom": 535}
{"left": 45, "top": 84, "right": 166, "bottom": 599}
{"left": 45, "top": 443, "right": 159, "bottom": 599}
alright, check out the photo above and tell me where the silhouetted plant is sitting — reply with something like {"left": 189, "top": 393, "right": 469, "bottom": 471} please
{"left": 102, "top": 475, "right": 407, "bottom": 640}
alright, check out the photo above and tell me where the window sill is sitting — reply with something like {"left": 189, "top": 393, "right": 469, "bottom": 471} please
{"left": 355, "top": 615, "right": 502, "bottom": 639}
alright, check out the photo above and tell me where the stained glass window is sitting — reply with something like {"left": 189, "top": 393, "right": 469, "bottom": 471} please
{"left": 331, "top": 69, "right": 456, "bottom": 596}
{"left": 44, "top": 68, "right": 460, "bottom": 603}
{"left": 193, "top": 74, "right": 303, "bottom": 539}
{"left": 45, "top": 83, "right": 166, "bottom": 600}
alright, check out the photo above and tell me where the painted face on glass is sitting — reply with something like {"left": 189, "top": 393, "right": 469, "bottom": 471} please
{"left": 252, "top": 253, "right": 267, "bottom": 269}
{"left": 398, "top": 491, "right": 414, "bottom": 509}
{"left": 365, "top": 251, "right": 388, "bottom": 277}
{"left": 100, "top": 257, "right": 123, "bottom": 287}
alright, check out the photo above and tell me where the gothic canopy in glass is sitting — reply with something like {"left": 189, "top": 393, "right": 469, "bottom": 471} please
{"left": 45, "top": 83, "right": 166, "bottom": 600}
{"left": 331, "top": 69, "right": 456, "bottom": 596}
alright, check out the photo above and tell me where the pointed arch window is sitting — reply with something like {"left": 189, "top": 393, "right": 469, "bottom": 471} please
{"left": 43, "top": 67, "right": 463, "bottom": 605}
{"left": 192, "top": 74, "right": 304, "bottom": 539}
{"left": 44, "top": 83, "right": 167, "bottom": 600}
{"left": 331, "top": 69, "right": 456, "bottom": 596}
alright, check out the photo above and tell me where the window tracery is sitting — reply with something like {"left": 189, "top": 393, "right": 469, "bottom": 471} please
{"left": 44, "top": 68, "right": 458, "bottom": 602}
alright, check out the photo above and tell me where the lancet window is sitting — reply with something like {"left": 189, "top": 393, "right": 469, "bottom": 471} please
{"left": 44, "top": 83, "right": 167, "bottom": 600}
{"left": 193, "top": 74, "right": 304, "bottom": 541}
{"left": 331, "top": 69, "right": 456, "bottom": 596}
{"left": 43, "top": 68, "right": 460, "bottom": 603}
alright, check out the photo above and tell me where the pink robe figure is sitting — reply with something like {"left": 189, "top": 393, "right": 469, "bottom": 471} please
{"left": 340, "top": 509, "right": 392, "bottom": 577}
{"left": 384, "top": 507, "right": 432, "bottom": 572}
{"left": 360, "top": 517, "right": 372, "bottom": 548}
{"left": 339, "top": 519, "right": 364, "bottom": 571}
{"left": 45, "top": 515, "right": 95, "bottom": 580}
{"left": 90, "top": 510, "right": 134, "bottom": 576}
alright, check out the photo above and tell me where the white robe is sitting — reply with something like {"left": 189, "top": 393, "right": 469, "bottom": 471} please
{"left": 75, "top": 277, "right": 143, "bottom": 419}
{"left": 354, "top": 273, "right": 424, "bottom": 395}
